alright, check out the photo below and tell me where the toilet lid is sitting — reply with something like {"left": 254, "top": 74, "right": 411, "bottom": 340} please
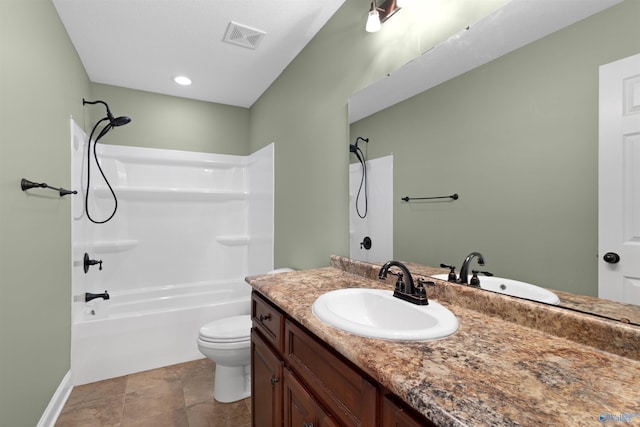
{"left": 199, "top": 315, "right": 251, "bottom": 343}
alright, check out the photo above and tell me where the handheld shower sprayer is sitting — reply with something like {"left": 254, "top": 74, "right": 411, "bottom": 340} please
{"left": 82, "top": 99, "right": 132, "bottom": 224}
{"left": 82, "top": 99, "right": 131, "bottom": 127}
{"left": 350, "top": 136, "right": 369, "bottom": 219}
{"left": 349, "top": 136, "right": 368, "bottom": 163}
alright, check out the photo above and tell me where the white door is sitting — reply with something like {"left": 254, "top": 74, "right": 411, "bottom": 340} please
{"left": 599, "top": 53, "right": 640, "bottom": 304}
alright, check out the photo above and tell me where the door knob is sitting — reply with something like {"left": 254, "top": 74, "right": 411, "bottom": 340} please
{"left": 603, "top": 252, "right": 620, "bottom": 264}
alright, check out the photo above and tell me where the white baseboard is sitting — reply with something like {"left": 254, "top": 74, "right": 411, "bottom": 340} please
{"left": 37, "top": 371, "right": 73, "bottom": 427}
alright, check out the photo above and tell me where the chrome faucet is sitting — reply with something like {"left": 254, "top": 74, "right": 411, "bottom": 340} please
{"left": 459, "top": 252, "right": 485, "bottom": 285}
{"left": 378, "top": 261, "right": 429, "bottom": 305}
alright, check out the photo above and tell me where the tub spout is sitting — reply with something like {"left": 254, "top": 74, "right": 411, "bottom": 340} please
{"left": 85, "top": 291, "right": 109, "bottom": 302}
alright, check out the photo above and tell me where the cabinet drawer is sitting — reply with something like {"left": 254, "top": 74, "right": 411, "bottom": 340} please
{"left": 285, "top": 320, "right": 377, "bottom": 427}
{"left": 252, "top": 292, "right": 284, "bottom": 352}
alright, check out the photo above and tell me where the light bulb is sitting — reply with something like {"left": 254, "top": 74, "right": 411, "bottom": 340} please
{"left": 396, "top": 0, "right": 413, "bottom": 7}
{"left": 365, "top": 9, "right": 381, "bottom": 32}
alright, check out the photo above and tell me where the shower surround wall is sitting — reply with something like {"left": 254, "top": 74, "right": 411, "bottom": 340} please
{"left": 349, "top": 155, "right": 393, "bottom": 263}
{"left": 70, "top": 120, "right": 273, "bottom": 385}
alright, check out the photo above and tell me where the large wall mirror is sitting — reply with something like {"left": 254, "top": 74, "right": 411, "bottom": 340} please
{"left": 349, "top": 0, "right": 640, "bottom": 325}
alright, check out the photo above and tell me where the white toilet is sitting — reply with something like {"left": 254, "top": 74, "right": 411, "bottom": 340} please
{"left": 197, "top": 268, "right": 294, "bottom": 403}
{"left": 197, "top": 314, "right": 252, "bottom": 403}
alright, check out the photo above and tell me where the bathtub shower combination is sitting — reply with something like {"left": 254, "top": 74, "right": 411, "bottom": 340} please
{"left": 70, "top": 120, "right": 274, "bottom": 385}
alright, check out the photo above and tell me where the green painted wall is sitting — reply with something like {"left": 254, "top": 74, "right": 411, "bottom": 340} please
{"left": 88, "top": 83, "right": 250, "bottom": 155}
{"left": 249, "top": 0, "right": 507, "bottom": 270}
{"left": 351, "top": 1, "right": 640, "bottom": 296}
{"left": 0, "top": 1, "right": 89, "bottom": 425}
{"left": 0, "top": 2, "right": 249, "bottom": 425}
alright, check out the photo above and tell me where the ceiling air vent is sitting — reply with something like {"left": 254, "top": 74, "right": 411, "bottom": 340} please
{"left": 223, "top": 22, "right": 266, "bottom": 50}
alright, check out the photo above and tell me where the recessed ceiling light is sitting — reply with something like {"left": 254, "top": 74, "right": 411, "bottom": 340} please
{"left": 173, "top": 75, "right": 192, "bottom": 86}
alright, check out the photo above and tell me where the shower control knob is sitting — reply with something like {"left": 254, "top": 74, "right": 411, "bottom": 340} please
{"left": 360, "top": 236, "right": 372, "bottom": 250}
{"left": 83, "top": 252, "right": 103, "bottom": 273}
{"left": 603, "top": 252, "right": 620, "bottom": 264}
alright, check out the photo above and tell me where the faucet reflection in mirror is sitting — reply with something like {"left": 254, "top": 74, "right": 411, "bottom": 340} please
{"left": 459, "top": 252, "right": 486, "bottom": 285}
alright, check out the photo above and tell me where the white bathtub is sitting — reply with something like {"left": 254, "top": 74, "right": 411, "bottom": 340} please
{"left": 71, "top": 279, "right": 251, "bottom": 385}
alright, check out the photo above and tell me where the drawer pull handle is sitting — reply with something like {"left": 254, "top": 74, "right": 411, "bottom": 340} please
{"left": 270, "top": 376, "right": 279, "bottom": 385}
{"left": 259, "top": 313, "right": 271, "bottom": 322}
{"left": 303, "top": 423, "right": 314, "bottom": 427}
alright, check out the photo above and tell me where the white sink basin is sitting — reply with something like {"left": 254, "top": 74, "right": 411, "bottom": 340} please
{"left": 312, "top": 288, "right": 459, "bottom": 341}
{"left": 432, "top": 274, "right": 560, "bottom": 305}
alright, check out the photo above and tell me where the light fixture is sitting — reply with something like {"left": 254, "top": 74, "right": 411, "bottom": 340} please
{"left": 173, "top": 75, "right": 192, "bottom": 86}
{"left": 365, "top": 0, "right": 401, "bottom": 33}
{"left": 366, "top": 2, "right": 382, "bottom": 33}
{"left": 396, "top": 0, "right": 412, "bottom": 7}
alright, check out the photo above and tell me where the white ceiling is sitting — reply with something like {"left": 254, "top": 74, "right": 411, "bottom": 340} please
{"left": 52, "top": 0, "right": 624, "bottom": 112}
{"left": 52, "top": 0, "right": 345, "bottom": 108}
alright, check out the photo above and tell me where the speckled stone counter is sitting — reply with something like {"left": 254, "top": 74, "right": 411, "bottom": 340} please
{"left": 247, "top": 257, "right": 640, "bottom": 427}
{"left": 394, "top": 261, "right": 640, "bottom": 327}
{"left": 553, "top": 289, "right": 640, "bottom": 325}
{"left": 350, "top": 258, "right": 640, "bottom": 327}
{"left": 337, "top": 257, "right": 640, "bottom": 359}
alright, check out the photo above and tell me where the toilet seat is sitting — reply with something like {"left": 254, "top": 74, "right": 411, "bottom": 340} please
{"left": 196, "top": 314, "right": 253, "bottom": 403}
{"left": 199, "top": 315, "right": 251, "bottom": 344}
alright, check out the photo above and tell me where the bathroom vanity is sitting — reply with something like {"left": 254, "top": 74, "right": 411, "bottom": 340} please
{"left": 247, "top": 256, "right": 640, "bottom": 426}
{"left": 251, "top": 290, "right": 431, "bottom": 427}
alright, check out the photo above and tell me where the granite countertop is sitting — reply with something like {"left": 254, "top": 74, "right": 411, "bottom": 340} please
{"left": 553, "top": 289, "right": 640, "bottom": 326}
{"left": 400, "top": 262, "right": 640, "bottom": 327}
{"left": 246, "top": 257, "right": 640, "bottom": 427}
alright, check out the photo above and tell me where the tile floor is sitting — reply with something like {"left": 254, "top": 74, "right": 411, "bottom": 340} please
{"left": 55, "top": 359, "right": 251, "bottom": 427}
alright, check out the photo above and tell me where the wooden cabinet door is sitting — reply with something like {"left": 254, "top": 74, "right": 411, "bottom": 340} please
{"left": 285, "top": 320, "right": 377, "bottom": 426}
{"left": 284, "top": 368, "right": 338, "bottom": 427}
{"left": 382, "top": 395, "right": 436, "bottom": 427}
{"left": 252, "top": 329, "right": 283, "bottom": 427}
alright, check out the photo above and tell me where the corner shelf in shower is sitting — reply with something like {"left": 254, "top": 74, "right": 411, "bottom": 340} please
{"left": 89, "top": 239, "right": 139, "bottom": 253}
{"left": 92, "top": 187, "right": 248, "bottom": 202}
